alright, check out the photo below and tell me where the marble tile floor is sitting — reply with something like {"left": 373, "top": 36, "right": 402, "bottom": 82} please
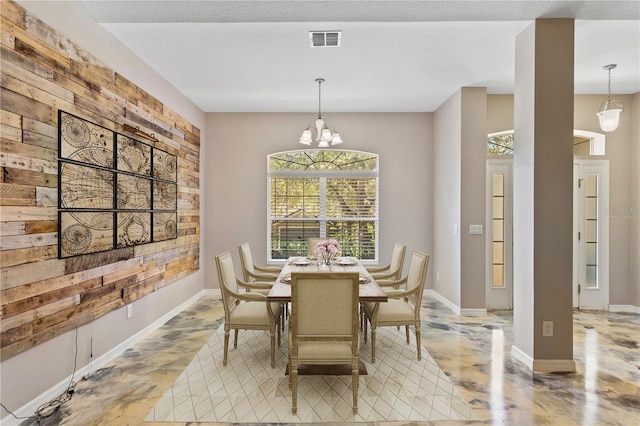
{"left": 19, "top": 295, "right": 639, "bottom": 426}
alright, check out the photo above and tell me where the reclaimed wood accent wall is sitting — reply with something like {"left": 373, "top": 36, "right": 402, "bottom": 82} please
{"left": 0, "top": 1, "right": 201, "bottom": 360}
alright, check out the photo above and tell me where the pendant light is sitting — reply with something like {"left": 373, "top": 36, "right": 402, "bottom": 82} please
{"left": 299, "top": 78, "right": 343, "bottom": 147}
{"left": 596, "top": 64, "right": 624, "bottom": 132}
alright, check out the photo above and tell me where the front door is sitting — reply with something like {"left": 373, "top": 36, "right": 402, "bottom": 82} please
{"left": 573, "top": 160, "right": 610, "bottom": 309}
{"left": 486, "top": 160, "right": 513, "bottom": 309}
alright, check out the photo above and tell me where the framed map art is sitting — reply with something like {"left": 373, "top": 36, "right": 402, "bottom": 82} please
{"left": 58, "top": 111, "right": 178, "bottom": 258}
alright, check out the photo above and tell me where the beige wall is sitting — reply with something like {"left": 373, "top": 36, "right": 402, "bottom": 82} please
{"left": 204, "top": 113, "right": 434, "bottom": 286}
{"left": 433, "top": 91, "right": 462, "bottom": 305}
{"left": 631, "top": 93, "right": 640, "bottom": 307}
{"left": 460, "top": 88, "right": 488, "bottom": 309}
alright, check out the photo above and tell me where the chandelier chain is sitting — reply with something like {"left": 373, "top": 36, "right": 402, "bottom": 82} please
{"left": 607, "top": 67, "right": 612, "bottom": 102}
{"left": 317, "top": 79, "right": 322, "bottom": 118}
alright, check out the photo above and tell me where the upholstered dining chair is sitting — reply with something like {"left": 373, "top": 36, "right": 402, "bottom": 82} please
{"left": 215, "top": 251, "right": 282, "bottom": 367}
{"left": 366, "top": 242, "right": 407, "bottom": 281}
{"left": 288, "top": 272, "right": 360, "bottom": 414}
{"left": 238, "top": 242, "right": 281, "bottom": 285}
{"left": 238, "top": 242, "right": 288, "bottom": 326}
{"left": 361, "top": 242, "right": 407, "bottom": 330}
{"left": 307, "top": 237, "right": 324, "bottom": 258}
{"left": 362, "top": 250, "right": 429, "bottom": 363}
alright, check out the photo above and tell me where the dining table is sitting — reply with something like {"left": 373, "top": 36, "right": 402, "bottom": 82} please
{"left": 267, "top": 256, "right": 388, "bottom": 303}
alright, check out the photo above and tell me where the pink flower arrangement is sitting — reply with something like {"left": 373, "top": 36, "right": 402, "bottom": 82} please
{"left": 314, "top": 239, "right": 340, "bottom": 264}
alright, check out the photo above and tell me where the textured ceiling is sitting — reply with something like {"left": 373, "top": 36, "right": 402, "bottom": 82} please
{"left": 40, "top": 1, "right": 640, "bottom": 112}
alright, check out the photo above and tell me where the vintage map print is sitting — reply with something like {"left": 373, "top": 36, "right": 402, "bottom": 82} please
{"left": 117, "top": 212, "right": 151, "bottom": 247}
{"left": 153, "top": 212, "right": 177, "bottom": 242}
{"left": 116, "top": 134, "right": 152, "bottom": 176}
{"left": 153, "top": 148, "right": 178, "bottom": 182}
{"left": 59, "top": 211, "right": 114, "bottom": 257}
{"left": 58, "top": 111, "right": 178, "bottom": 258}
{"left": 59, "top": 111, "right": 114, "bottom": 168}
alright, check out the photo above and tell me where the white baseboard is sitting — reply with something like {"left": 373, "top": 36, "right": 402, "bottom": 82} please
{"left": 511, "top": 344, "right": 534, "bottom": 370}
{"left": 424, "top": 290, "right": 460, "bottom": 315}
{"left": 609, "top": 304, "right": 640, "bottom": 314}
{"left": 423, "top": 290, "right": 487, "bottom": 316}
{"left": 460, "top": 308, "right": 488, "bottom": 316}
{"left": 3, "top": 290, "right": 210, "bottom": 426}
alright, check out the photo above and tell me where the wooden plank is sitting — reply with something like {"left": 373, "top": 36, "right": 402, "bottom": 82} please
{"left": 1, "top": 43, "right": 54, "bottom": 82}
{"left": 2, "top": 167, "right": 57, "bottom": 188}
{"left": 122, "top": 273, "right": 164, "bottom": 302}
{"left": 1, "top": 1, "right": 27, "bottom": 29}
{"left": 0, "top": 182, "right": 35, "bottom": 203}
{"left": 64, "top": 247, "right": 134, "bottom": 275}
{"left": 0, "top": 206, "right": 57, "bottom": 221}
{"left": 25, "top": 220, "right": 57, "bottom": 234}
{"left": 22, "top": 129, "right": 56, "bottom": 150}
{"left": 22, "top": 117, "right": 55, "bottom": 138}
{"left": 0, "top": 29, "right": 15, "bottom": 50}
{"left": 102, "top": 261, "right": 157, "bottom": 285}
{"left": 1, "top": 56, "right": 74, "bottom": 102}
{"left": 5, "top": 18, "right": 71, "bottom": 69}
{"left": 0, "top": 221, "right": 25, "bottom": 236}
{"left": 0, "top": 123, "right": 21, "bottom": 142}
{"left": 0, "top": 151, "right": 57, "bottom": 174}
{"left": 0, "top": 309, "right": 34, "bottom": 333}
{"left": 0, "top": 258, "right": 66, "bottom": 290}
{"left": 35, "top": 187, "right": 56, "bottom": 206}
{"left": 0, "top": 87, "right": 55, "bottom": 124}
{"left": 1, "top": 257, "right": 143, "bottom": 304}
{"left": 1, "top": 71, "right": 75, "bottom": 113}
{"left": 0, "top": 231, "right": 56, "bottom": 250}
{"left": 0, "top": 244, "right": 57, "bottom": 268}
{"left": 1, "top": 139, "right": 57, "bottom": 163}
{"left": 0, "top": 109, "right": 21, "bottom": 128}
{"left": 1, "top": 311, "right": 93, "bottom": 361}
{"left": 1, "top": 322, "right": 31, "bottom": 347}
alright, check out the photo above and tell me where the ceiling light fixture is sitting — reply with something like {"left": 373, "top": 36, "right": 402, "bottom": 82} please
{"left": 299, "top": 78, "right": 343, "bottom": 147}
{"left": 596, "top": 64, "right": 623, "bottom": 132}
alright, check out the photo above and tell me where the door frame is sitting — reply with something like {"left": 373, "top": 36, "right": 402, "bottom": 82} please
{"left": 573, "top": 159, "right": 610, "bottom": 310}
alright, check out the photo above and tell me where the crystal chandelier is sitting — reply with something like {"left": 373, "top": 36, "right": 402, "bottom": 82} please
{"left": 596, "top": 64, "right": 624, "bottom": 132}
{"left": 299, "top": 78, "right": 343, "bottom": 147}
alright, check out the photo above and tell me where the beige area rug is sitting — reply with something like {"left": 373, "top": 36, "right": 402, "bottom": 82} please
{"left": 146, "top": 325, "right": 475, "bottom": 423}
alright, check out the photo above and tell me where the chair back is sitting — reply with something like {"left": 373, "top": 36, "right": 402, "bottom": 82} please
{"left": 290, "top": 272, "right": 359, "bottom": 348}
{"left": 215, "top": 251, "right": 239, "bottom": 318}
{"left": 307, "top": 237, "right": 324, "bottom": 257}
{"left": 389, "top": 243, "right": 407, "bottom": 280}
{"left": 404, "top": 250, "right": 430, "bottom": 314}
{"left": 238, "top": 242, "right": 256, "bottom": 282}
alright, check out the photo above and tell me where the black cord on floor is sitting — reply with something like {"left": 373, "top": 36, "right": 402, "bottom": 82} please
{"left": 0, "top": 327, "right": 79, "bottom": 424}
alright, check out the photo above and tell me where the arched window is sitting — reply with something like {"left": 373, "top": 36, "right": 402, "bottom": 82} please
{"left": 487, "top": 130, "right": 606, "bottom": 156}
{"left": 267, "top": 150, "right": 379, "bottom": 262}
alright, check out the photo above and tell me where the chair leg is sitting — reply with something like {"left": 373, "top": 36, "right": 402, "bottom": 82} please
{"left": 291, "top": 361, "right": 299, "bottom": 414}
{"left": 234, "top": 329, "right": 239, "bottom": 348}
{"left": 352, "top": 362, "right": 359, "bottom": 414}
{"left": 371, "top": 325, "right": 377, "bottom": 363}
{"left": 223, "top": 326, "right": 230, "bottom": 366}
{"left": 270, "top": 327, "right": 276, "bottom": 368}
{"left": 363, "top": 315, "right": 368, "bottom": 343}
{"left": 416, "top": 325, "right": 422, "bottom": 361}
{"left": 405, "top": 325, "right": 410, "bottom": 344}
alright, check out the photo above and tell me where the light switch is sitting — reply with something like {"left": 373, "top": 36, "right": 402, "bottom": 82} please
{"left": 469, "top": 225, "right": 483, "bottom": 235}
{"left": 453, "top": 224, "right": 458, "bottom": 234}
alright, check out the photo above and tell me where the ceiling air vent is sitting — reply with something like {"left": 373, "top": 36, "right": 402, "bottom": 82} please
{"left": 310, "top": 31, "right": 341, "bottom": 47}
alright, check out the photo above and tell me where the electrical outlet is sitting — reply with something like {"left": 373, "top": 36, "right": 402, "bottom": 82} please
{"left": 436, "top": 272, "right": 440, "bottom": 282}
{"left": 126, "top": 304, "right": 133, "bottom": 319}
{"left": 542, "top": 321, "right": 553, "bottom": 337}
